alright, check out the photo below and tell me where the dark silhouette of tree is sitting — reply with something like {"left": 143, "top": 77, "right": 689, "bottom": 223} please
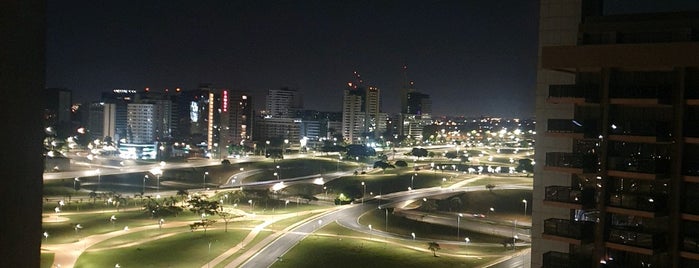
{"left": 218, "top": 212, "right": 243, "bottom": 232}
{"left": 395, "top": 160, "right": 408, "bottom": 167}
{"left": 189, "top": 219, "right": 217, "bottom": 235}
{"left": 427, "top": 242, "right": 441, "bottom": 257}
{"left": 187, "top": 195, "right": 220, "bottom": 217}
{"left": 411, "top": 148, "right": 428, "bottom": 158}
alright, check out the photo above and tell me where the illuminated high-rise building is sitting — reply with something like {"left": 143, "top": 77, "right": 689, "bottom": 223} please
{"left": 533, "top": 1, "right": 699, "bottom": 267}
{"left": 341, "top": 82, "right": 383, "bottom": 143}
{"left": 265, "top": 87, "right": 302, "bottom": 118}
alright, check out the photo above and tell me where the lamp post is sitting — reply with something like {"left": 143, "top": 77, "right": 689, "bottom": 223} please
{"left": 488, "top": 207, "right": 495, "bottom": 217}
{"left": 203, "top": 171, "right": 209, "bottom": 190}
{"left": 74, "top": 177, "right": 79, "bottom": 192}
{"left": 411, "top": 232, "right": 415, "bottom": 240}
{"left": 265, "top": 140, "right": 270, "bottom": 156}
{"left": 150, "top": 168, "right": 163, "bottom": 194}
{"left": 143, "top": 175, "right": 148, "bottom": 195}
{"left": 248, "top": 199, "right": 253, "bottom": 212}
{"left": 96, "top": 169, "right": 101, "bottom": 192}
{"left": 522, "top": 199, "right": 528, "bottom": 216}
{"left": 361, "top": 182, "right": 366, "bottom": 204}
{"left": 442, "top": 177, "right": 447, "bottom": 188}
{"left": 457, "top": 213, "right": 463, "bottom": 240}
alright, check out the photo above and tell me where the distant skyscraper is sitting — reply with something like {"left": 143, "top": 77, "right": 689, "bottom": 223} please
{"left": 219, "top": 89, "right": 254, "bottom": 155}
{"left": 43, "top": 88, "right": 72, "bottom": 135}
{"left": 398, "top": 80, "right": 432, "bottom": 139}
{"left": 341, "top": 83, "right": 382, "bottom": 143}
{"left": 101, "top": 89, "right": 137, "bottom": 142}
{"left": 533, "top": 1, "right": 699, "bottom": 267}
{"left": 126, "top": 99, "right": 171, "bottom": 144}
{"left": 266, "top": 87, "right": 302, "bottom": 118}
{"left": 86, "top": 102, "right": 116, "bottom": 141}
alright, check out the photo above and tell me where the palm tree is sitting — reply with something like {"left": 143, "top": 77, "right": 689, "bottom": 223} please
{"left": 427, "top": 242, "right": 441, "bottom": 257}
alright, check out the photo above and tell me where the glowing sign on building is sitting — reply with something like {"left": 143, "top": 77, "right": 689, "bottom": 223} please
{"left": 207, "top": 92, "right": 214, "bottom": 151}
{"left": 190, "top": 101, "right": 199, "bottom": 123}
{"left": 222, "top": 90, "right": 228, "bottom": 112}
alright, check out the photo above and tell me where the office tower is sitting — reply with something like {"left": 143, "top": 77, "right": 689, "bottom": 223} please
{"left": 342, "top": 83, "right": 382, "bottom": 143}
{"left": 398, "top": 80, "right": 432, "bottom": 139}
{"left": 126, "top": 99, "right": 171, "bottom": 144}
{"left": 266, "top": 87, "right": 302, "bottom": 118}
{"left": 101, "top": 89, "right": 137, "bottom": 143}
{"left": 43, "top": 88, "right": 72, "bottom": 137}
{"left": 533, "top": 1, "right": 699, "bottom": 267}
{"left": 86, "top": 102, "right": 116, "bottom": 141}
{"left": 219, "top": 89, "right": 254, "bottom": 156}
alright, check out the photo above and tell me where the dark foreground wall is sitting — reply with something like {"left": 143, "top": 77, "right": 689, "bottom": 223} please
{"left": 0, "top": 0, "right": 45, "bottom": 266}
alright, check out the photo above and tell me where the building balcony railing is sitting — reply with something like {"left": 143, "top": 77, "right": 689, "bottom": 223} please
{"left": 545, "top": 186, "right": 595, "bottom": 206}
{"left": 686, "top": 87, "right": 699, "bottom": 100}
{"left": 684, "top": 236, "right": 699, "bottom": 253}
{"left": 548, "top": 84, "right": 600, "bottom": 102}
{"left": 543, "top": 218, "right": 595, "bottom": 241}
{"left": 547, "top": 119, "right": 599, "bottom": 138}
{"left": 609, "top": 86, "right": 672, "bottom": 102}
{"left": 608, "top": 193, "right": 667, "bottom": 213}
{"left": 608, "top": 121, "right": 672, "bottom": 141}
{"left": 542, "top": 251, "right": 592, "bottom": 268}
{"left": 684, "top": 198, "right": 699, "bottom": 215}
{"left": 546, "top": 152, "right": 599, "bottom": 173}
{"left": 685, "top": 123, "right": 699, "bottom": 138}
{"left": 683, "top": 161, "right": 699, "bottom": 177}
{"left": 607, "top": 157, "right": 670, "bottom": 175}
{"left": 608, "top": 228, "right": 667, "bottom": 250}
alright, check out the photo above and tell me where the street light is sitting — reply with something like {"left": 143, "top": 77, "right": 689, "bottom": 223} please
{"left": 96, "top": 169, "right": 101, "bottom": 192}
{"left": 143, "top": 175, "right": 148, "bottom": 195}
{"left": 361, "top": 182, "right": 366, "bottom": 204}
{"left": 488, "top": 207, "right": 495, "bottom": 217}
{"left": 149, "top": 168, "right": 163, "bottom": 194}
{"left": 203, "top": 171, "right": 209, "bottom": 190}
{"left": 522, "top": 199, "right": 528, "bottom": 216}
{"left": 411, "top": 232, "right": 415, "bottom": 240}
{"left": 457, "top": 213, "right": 463, "bottom": 240}
{"left": 248, "top": 199, "right": 253, "bottom": 211}
{"left": 74, "top": 177, "right": 79, "bottom": 192}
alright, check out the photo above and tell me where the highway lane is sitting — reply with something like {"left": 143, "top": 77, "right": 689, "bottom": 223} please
{"left": 237, "top": 185, "right": 532, "bottom": 267}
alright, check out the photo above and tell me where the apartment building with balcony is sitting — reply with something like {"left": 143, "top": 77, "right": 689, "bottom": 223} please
{"left": 534, "top": 1, "right": 699, "bottom": 267}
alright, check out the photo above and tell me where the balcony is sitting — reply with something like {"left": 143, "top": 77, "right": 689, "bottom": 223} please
{"left": 607, "top": 157, "right": 670, "bottom": 180}
{"left": 542, "top": 251, "right": 592, "bottom": 268}
{"left": 543, "top": 218, "right": 595, "bottom": 244}
{"left": 609, "top": 86, "right": 672, "bottom": 105}
{"left": 547, "top": 84, "right": 600, "bottom": 104}
{"left": 684, "top": 236, "right": 699, "bottom": 254}
{"left": 608, "top": 121, "right": 672, "bottom": 143}
{"left": 608, "top": 193, "right": 667, "bottom": 217}
{"left": 545, "top": 152, "right": 599, "bottom": 174}
{"left": 544, "top": 186, "right": 594, "bottom": 209}
{"left": 547, "top": 119, "right": 599, "bottom": 139}
{"left": 685, "top": 123, "right": 699, "bottom": 143}
{"left": 607, "top": 228, "right": 667, "bottom": 254}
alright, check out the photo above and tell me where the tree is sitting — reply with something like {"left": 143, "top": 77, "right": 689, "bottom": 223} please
{"left": 486, "top": 184, "right": 496, "bottom": 192}
{"left": 395, "top": 160, "right": 408, "bottom": 167}
{"left": 346, "top": 144, "right": 375, "bottom": 159}
{"left": 515, "top": 158, "right": 534, "bottom": 173}
{"left": 411, "top": 148, "right": 428, "bottom": 158}
{"left": 218, "top": 211, "right": 243, "bottom": 232}
{"left": 187, "top": 195, "right": 220, "bottom": 217}
{"left": 189, "top": 219, "right": 217, "bottom": 235}
{"left": 427, "top": 242, "right": 441, "bottom": 257}
{"left": 445, "top": 151, "right": 458, "bottom": 159}
{"left": 373, "top": 161, "right": 395, "bottom": 171}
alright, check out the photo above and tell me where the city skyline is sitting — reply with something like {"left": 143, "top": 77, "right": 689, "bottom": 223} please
{"left": 46, "top": 0, "right": 539, "bottom": 117}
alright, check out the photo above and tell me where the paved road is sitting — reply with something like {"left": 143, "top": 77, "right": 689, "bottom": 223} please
{"left": 237, "top": 185, "right": 533, "bottom": 268}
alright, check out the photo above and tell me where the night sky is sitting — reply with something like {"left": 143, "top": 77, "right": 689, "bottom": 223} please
{"left": 47, "top": 0, "right": 539, "bottom": 117}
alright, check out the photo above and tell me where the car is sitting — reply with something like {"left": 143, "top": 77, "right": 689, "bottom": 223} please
{"left": 472, "top": 213, "right": 486, "bottom": 218}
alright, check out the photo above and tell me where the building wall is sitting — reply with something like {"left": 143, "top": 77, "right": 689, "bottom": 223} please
{"left": 532, "top": 0, "right": 582, "bottom": 267}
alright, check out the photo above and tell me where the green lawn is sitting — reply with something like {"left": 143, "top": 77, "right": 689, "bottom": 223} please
{"left": 75, "top": 228, "right": 246, "bottom": 268}
{"left": 272, "top": 222, "right": 498, "bottom": 268}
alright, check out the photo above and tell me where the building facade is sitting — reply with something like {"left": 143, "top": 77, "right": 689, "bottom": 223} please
{"left": 342, "top": 84, "right": 382, "bottom": 143}
{"left": 533, "top": 1, "right": 699, "bottom": 267}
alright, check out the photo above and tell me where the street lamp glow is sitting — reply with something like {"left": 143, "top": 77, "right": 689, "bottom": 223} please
{"left": 411, "top": 232, "right": 415, "bottom": 240}
{"left": 203, "top": 171, "right": 209, "bottom": 190}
